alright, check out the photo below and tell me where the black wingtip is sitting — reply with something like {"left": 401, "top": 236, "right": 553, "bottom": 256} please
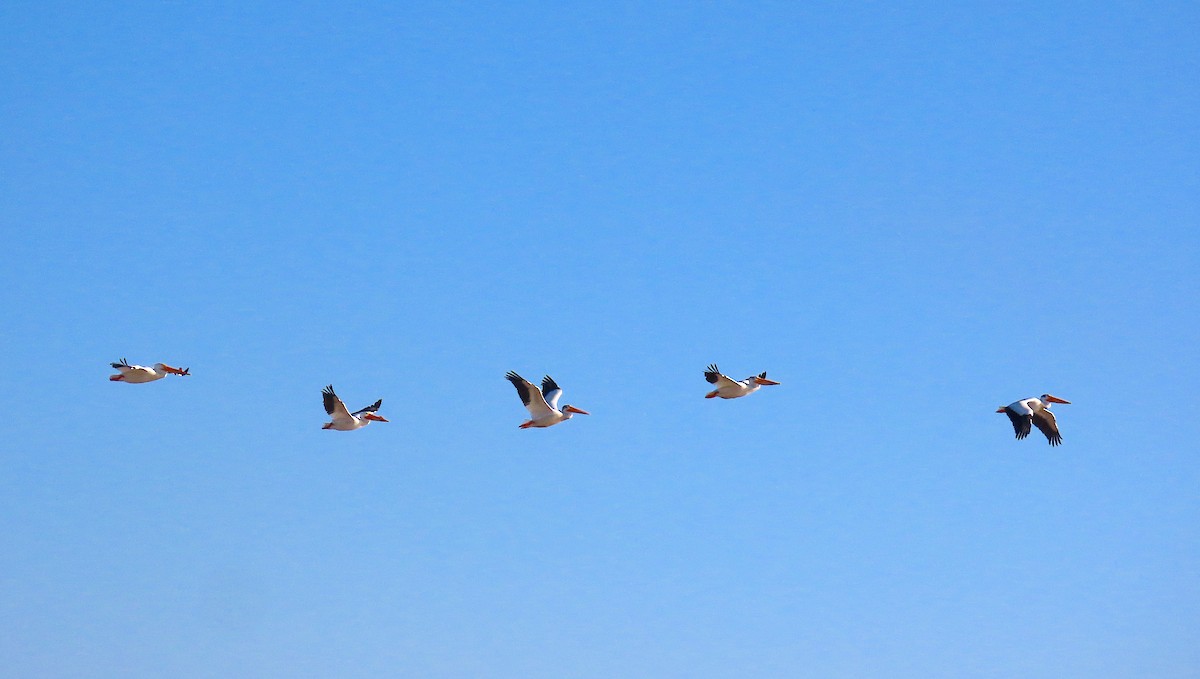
{"left": 506, "top": 371, "right": 532, "bottom": 406}
{"left": 352, "top": 398, "right": 384, "bottom": 415}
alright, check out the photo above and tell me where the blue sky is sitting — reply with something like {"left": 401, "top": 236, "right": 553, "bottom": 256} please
{"left": 1, "top": 2, "right": 1197, "bottom": 677}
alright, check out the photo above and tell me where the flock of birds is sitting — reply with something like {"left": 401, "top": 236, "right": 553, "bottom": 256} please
{"left": 108, "top": 358, "right": 1072, "bottom": 445}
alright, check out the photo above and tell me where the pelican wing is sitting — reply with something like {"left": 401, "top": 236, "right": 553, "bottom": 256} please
{"left": 541, "top": 375, "right": 563, "bottom": 410}
{"left": 506, "top": 371, "right": 552, "bottom": 418}
{"left": 1031, "top": 408, "right": 1062, "bottom": 446}
{"left": 704, "top": 364, "right": 741, "bottom": 390}
{"left": 1004, "top": 407, "right": 1032, "bottom": 440}
{"left": 704, "top": 364, "right": 721, "bottom": 383}
{"left": 322, "top": 385, "right": 354, "bottom": 425}
{"left": 352, "top": 399, "right": 383, "bottom": 416}
{"left": 110, "top": 357, "right": 137, "bottom": 373}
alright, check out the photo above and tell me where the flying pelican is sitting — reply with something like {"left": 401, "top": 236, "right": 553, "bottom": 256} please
{"left": 997, "top": 394, "right": 1071, "bottom": 446}
{"left": 505, "top": 371, "right": 589, "bottom": 428}
{"left": 703, "top": 364, "right": 779, "bottom": 399}
{"left": 109, "top": 358, "right": 189, "bottom": 383}
{"left": 322, "top": 385, "right": 388, "bottom": 431}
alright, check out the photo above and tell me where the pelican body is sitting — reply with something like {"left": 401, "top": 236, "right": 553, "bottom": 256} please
{"left": 109, "top": 358, "right": 189, "bottom": 383}
{"left": 997, "top": 394, "right": 1071, "bottom": 446}
{"left": 703, "top": 364, "right": 779, "bottom": 399}
{"left": 505, "top": 371, "right": 589, "bottom": 428}
{"left": 322, "top": 385, "right": 388, "bottom": 431}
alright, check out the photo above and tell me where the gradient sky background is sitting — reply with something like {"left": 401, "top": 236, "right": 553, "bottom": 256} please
{"left": 2, "top": 2, "right": 1198, "bottom": 677}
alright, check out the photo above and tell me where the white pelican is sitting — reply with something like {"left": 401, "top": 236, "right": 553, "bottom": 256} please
{"left": 322, "top": 385, "right": 388, "bottom": 431}
{"left": 505, "top": 371, "right": 589, "bottom": 428}
{"left": 997, "top": 394, "right": 1071, "bottom": 446}
{"left": 109, "top": 357, "right": 189, "bottom": 383}
{"left": 703, "top": 364, "right": 779, "bottom": 399}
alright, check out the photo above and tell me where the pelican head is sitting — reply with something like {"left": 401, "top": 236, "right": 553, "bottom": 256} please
{"left": 362, "top": 413, "right": 389, "bottom": 423}
{"left": 155, "top": 363, "right": 189, "bottom": 376}
{"left": 562, "top": 405, "right": 590, "bottom": 419}
{"left": 1041, "top": 394, "right": 1070, "bottom": 405}
{"left": 752, "top": 372, "right": 780, "bottom": 386}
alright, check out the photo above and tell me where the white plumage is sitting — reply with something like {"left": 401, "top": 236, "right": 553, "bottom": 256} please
{"left": 322, "top": 385, "right": 388, "bottom": 431}
{"left": 703, "top": 364, "right": 779, "bottom": 399}
{"left": 505, "top": 371, "right": 589, "bottom": 428}
{"left": 109, "top": 358, "right": 189, "bottom": 383}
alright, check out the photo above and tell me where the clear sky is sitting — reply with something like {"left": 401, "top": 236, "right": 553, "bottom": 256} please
{"left": 2, "top": 2, "right": 1197, "bottom": 677}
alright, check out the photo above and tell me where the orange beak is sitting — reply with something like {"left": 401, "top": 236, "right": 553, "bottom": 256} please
{"left": 1045, "top": 395, "right": 1070, "bottom": 404}
{"left": 754, "top": 377, "right": 780, "bottom": 386}
{"left": 162, "top": 364, "right": 188, "bottom": 376}
{"left": 564, "top": 406, "right": 590, "bottom": 415}
{"left": 365, "top": 413, "right": 389, "bottom": 422}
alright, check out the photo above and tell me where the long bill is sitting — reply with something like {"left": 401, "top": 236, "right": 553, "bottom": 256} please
{"left": 564, "top": 406, "right": 590, "bottom": 415}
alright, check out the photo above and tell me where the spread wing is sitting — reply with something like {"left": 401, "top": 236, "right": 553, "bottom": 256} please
{"left": 352, "top": 399, "right": 382, "bottom": 416}
{"left": 506, "top": 371, "right": 552, "bottom": 418}
{"left": 1031, "top": 408, "right": 1062, "bottom": 446}
{"left": 704, "top": 364, "right": 741, "bottom": 390}
{"left": 1004, "top": 407, "right": 1032, "bottom": 440}
{"left": 541, "top": 375, "right": 563, "bottom": 410}
{"left": 110, "top": 357, "right": 136, "bottom": 373}
{"left": 322, "top": 385, "right": 353, "bottom": 425}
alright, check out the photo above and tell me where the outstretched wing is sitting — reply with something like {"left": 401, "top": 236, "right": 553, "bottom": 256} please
{"left": 506, "top": 371, "right": 552, "bottom": 418}
{"left": 352, "top": 399, "right": 383, "bottom": 416}
{"left": 111, "top": 357, "right": 134, "bottom": 372}
{"left": 322, "top": 385, "right": 353, "bottom": 425}
{"left": 1031, "top": 408, "right": 1062, "bottom": 446}
{"left": 704, "top": 364, "right": 741, "bottom": 390}
{"left": 1004, "top": 407, "right": 1032, "bottom": 440}
{"left": 541, "top": 375, "right": 563, "bottom": 410}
